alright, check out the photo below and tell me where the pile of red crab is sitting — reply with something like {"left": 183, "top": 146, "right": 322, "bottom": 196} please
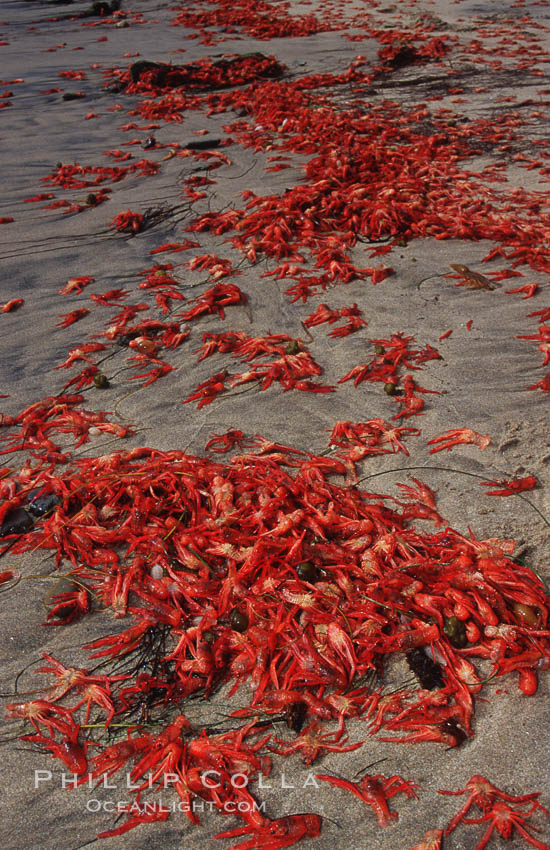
{"left": 122, "top": 54, "right": 285, "bottom": 94}
{"left": 1, "top": 399, "right": 550, "bottom": 847}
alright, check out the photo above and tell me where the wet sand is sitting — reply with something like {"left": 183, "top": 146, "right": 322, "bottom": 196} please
{"left": 0, "top": 0, "right": 549, "bottom": 848}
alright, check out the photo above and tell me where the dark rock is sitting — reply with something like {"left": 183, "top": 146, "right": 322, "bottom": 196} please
{"left": 27, "top": 490, "right": 59, "bottom": 518}
{"left": 185, "top": 139, "right": 222, "bottom": 150}
{"left": 0, "top": 508, "right": 33, "bottom": 537}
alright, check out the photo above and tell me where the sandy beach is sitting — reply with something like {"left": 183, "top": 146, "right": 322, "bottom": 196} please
{"left": 0, "top": 0, "right": 549, "bottom": 848}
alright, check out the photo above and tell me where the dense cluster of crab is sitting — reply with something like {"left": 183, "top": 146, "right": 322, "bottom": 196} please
{"left": 1, "top": 409, "right": 549, "bottom": 845}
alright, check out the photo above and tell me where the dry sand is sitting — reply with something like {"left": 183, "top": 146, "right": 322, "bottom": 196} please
{"left": 0, "top": 0, "right": 549, "bottom": 848}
